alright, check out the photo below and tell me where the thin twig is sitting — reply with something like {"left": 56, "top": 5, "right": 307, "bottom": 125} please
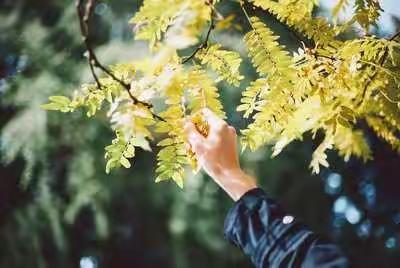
{"left": 75, "top": 0, "right": 165, "bottom": 122}
{"left": 182, "top": 3, "right": 215, "bottom": 64}
{"left": 389, "top": 30, "right": 400, "bottom": 41}
{"left": 76, "top": 0, "right": 102, "bottom": 89}
{"left": 240, "top": 0, "right": 252, "bottom": 26}
{"left": 379, "top": 90, "right": 399, "bottom": 104}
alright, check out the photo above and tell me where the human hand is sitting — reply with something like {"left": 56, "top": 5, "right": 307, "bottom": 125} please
{"left": 184, "top": 108, "right": 257, "bottom": 201}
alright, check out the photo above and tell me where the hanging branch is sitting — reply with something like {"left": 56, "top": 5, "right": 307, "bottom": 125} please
{"left": 182, "top": 2, "right": 215, "bottom": 64}
{"left": 241, "top": 0, "right": 312, "bottom": 48}
{"left": 357, "top": 29, "right": 400, "bottom": 107}
{"left": 75, "top": 0, "right": 165, "bottom": 122}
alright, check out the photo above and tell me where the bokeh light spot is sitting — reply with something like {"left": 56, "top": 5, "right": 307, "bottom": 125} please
{"left": 80, "top": 256, "right": 97, "bottom": 268}
{"left": 345, "top": 205, "right": 362, "bottom": 224}
{"left": 333, "top": 196, "right": 349, "bottom": 214}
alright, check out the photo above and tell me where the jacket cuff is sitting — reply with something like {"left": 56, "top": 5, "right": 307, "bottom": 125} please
{"left": 223, "top": 187, "right": 312, "bottom": 265}
{"left": 223, "top": 187, "right": 269, "bottom": 248}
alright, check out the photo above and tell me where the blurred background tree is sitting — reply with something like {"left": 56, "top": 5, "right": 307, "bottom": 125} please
{"left": 1, "top": 0, "right": 400, "bottom": 267}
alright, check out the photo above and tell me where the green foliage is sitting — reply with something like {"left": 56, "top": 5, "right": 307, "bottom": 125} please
{"left": 1, "top": 106, "right": 47, "bottom": 186}
{"left": 40, "top": 96, "right": 74, "bottom": 112}
{"left": 105, "top": 130, "right": 136, "bottom": 173}
{"left": 0, "top": 3, "right": 110, "bottom": 265}
{"left": 41, "top": 0, "right": 400, "bottom": 188}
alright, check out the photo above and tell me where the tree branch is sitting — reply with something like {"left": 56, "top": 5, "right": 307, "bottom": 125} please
{"left": 75, "top": 0, "right": 165, "bottom": 122}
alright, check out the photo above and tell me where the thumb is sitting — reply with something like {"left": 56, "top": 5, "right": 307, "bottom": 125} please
{"left": 184, "top": 120, "right": 205, "bottom": 152}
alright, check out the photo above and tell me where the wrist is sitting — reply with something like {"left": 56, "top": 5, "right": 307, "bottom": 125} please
{"left": 219, "top": 168, "right": 246, "bottom": 182}
{"left": 216, "top": 168, "right": 258, "bottom": 201}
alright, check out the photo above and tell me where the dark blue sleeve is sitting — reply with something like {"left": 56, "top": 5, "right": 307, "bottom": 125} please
{"left": 224, "top": 188, "right": 348, "bottom": 268}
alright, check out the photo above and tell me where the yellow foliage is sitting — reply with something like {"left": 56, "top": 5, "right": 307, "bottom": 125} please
{"left": 196, "top": 44, "right": 244, "bottom": 86}
{"left": 250, "top": 0, "right": 337, "bottom": 45}
{"left": 130, "top": 0, "right": 211, "bottom": 50}
{"left": 42, "top": 0, "right": 400, "bottom": 185}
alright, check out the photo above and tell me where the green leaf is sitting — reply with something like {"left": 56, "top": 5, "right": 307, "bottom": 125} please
{"left": 40, "top": 103, "right": 64, "bottom": 111}
{"left": 120, "top": 157, "right": 131, "bottom": 168}
{"left": 172, "top": 172, "right": 184, "bottom": 189}
{"left": 49, "top": 96, "right": 71, "bottom": 105}
{"left": 157, "top": 138, "right": 174, "bottom": 146}
{"left": 124, "top": 144, "right": 135, "bottom": 158}
{"left": 105, "top": 159, "right": 118, "bottom": 174}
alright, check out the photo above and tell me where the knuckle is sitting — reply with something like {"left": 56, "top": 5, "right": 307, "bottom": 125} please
{"left": 217, "top": 122, "right": 228, "bottom": 132}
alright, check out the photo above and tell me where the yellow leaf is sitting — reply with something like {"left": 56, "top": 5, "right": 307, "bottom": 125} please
{"left": 120, "top": 157, "right": 131, "bottom": 168}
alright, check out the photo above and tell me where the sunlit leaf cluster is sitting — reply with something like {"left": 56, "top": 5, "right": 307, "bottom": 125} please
{"left": 43, "top": 0, "right": 400, "bottom": 186}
